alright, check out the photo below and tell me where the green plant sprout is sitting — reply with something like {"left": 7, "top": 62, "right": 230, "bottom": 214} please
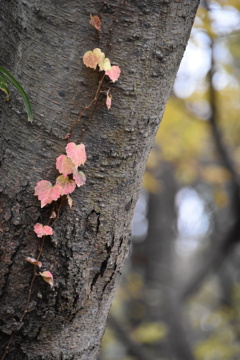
{"left": 0, "top": 66, "right": 33, "bottom": 122}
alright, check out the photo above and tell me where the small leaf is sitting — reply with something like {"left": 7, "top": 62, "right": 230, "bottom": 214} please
{"left": 65, "top": 132, "right": 70, "bottom": 140}
{"left": 39, "top": 271, "right": 54, "bottom": 287}
{"left": 34, "top": 223, "right": 53, "bottom": 237}
{"left": 73, "top": 170, "right": 86, "bottom": 187}
{"left": 83, "top": 48, "right": 105, "bottom": 70}
{"left": 90, "top": 14, "right": 101, "bottom": 31}
{"left": 67, "top": 194, "right": 73, "bottom": 208}
{"left": 66, "top": 143, "right": 87, "bottom": 167}
{"left": 56, "top": 155, "right": 76, "bottom": 177}
{"left": 0, "top": 66, "right": 33, "bottom": 122}
{"left": 106, "top": 91, "right": 112, "bottom": 110}
{"left": 26, "top": 257, "right": 42, "bottom": 267}
{"left": 50, "top": 210, "right": 57, "bottom": 219}
{"left": 0, "top": 75, "right": 10, "bottom": 101}
{"left": 56, "top": 175, "right": 76, "bottom": 195}
{"left": 34, "top": 180, "right": 62, "bottom": 208}
{"left": 99, "top": 57, "right": 111, "bottom": 72}
{"left": 106, "top": 65, "right": 121, "bottom": 83}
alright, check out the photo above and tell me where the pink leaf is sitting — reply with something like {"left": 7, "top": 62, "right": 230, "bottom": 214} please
{"left": 83, "top": 48, "right": 105, "bottom": 70}
{"left": 67, "top": 194, "right": 73, "bottom": 208}
{"left": 26, "top": 257, "right": 42, "bottom": 267}
{"left": 40, "top": 271, "right": 54, "bottom": 287}
{"left": 106, "top": 65, "right": 121, "bottom": 83}
{"left": 34, "top": 180, "right": 62, "bottom": 208}
{"left": 106, "top": 92, "right": 112, "bottom": 110}
{"left": 34, "top": 223, "right": 53, "bottom": 237}
{"left": 73, "top": 170, "right": 86, "bottom": 187}
{"left": 56, "top": 175, "right": 76, "bottom": 195}
{"left": 90, "top": 14, "right": 101, "bottom": 31}
{"left": 66, "top": 143, "right": 87, "bottom": 167}
{"left": 56, "top": 155, "right": 76, "bottom": 177}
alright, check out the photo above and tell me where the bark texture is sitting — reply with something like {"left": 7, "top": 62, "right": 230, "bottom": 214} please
{"left": 0, "top": 0, "right": 199, "bottom": 359}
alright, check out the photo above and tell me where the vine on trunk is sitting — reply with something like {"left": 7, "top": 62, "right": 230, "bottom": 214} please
{"left": 1, "top": 8, "right": 121, "bottom": 360}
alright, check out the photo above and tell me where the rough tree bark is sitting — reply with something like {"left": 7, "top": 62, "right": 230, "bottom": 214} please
{"left": 0, "top": 0, "right": 199, "bottom": 359}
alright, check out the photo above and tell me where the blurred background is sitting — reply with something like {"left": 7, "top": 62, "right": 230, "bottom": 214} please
{"left": 99, "top": 1, "right": 240, "bottom": 359}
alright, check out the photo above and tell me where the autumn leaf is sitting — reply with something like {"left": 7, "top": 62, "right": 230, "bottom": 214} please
{"left": 83, "top": 48, "right": 105, "bottom": 70}
{"left": 106, "top": 65, "right": 121, "bottom": 82}
{"left": 67, "top": 194, "right": 73, "bottom": 208}
{"left": 34, "top": 223, "right": 53, "bottom": 237}
{"left": 56, "top": 155, "right": 76, "bottom": 177}
{"left": 56, "top": 175, "right": 76, "bottom": 195}
{"left": 106, "top": 91, "right": 112, "bottom": 110}
{"left": 39, "top": 271, "right": 54, "bottom": 287}
{"left": 34, "top": 180, "right": 62, "bottom": 208}
{"left": 73, "top": 169, "right": 86, "bottom": 187}
{"left": 99, "top": 57, "right": 111, "bottom": 72}
{"left": 50, "top": 210, "right": 57, "bottom": 219}
{"left": 90, "top": 14, "right": 101, "bottom": 31}
{"left": 26, "top": 257, "right": 42, "bottom": 267}
{"left": 66, "top": 143, "right": 87, "bottom": 167}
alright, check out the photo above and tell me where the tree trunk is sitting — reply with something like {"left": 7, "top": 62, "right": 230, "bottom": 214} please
{"left": 0, "top": 0, "right": 199, "bottom": 359}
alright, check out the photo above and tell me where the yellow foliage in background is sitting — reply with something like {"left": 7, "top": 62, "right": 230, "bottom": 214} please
{"left": 131, "top": 322, "right": 168, "bottom": 344}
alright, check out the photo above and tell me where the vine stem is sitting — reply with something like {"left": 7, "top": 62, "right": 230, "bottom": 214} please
{"left": 1, "top": 335, "right": 13, "bottom": 360}
{"left": 0, "top": 198, "right": 64, "bottom": 360}
{"left": 66, "top": 72, "right": 106, "bottom": 139}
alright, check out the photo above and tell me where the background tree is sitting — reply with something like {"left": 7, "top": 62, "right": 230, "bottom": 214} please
{"left": 0, "top": 0, "right": 200, "bottom": 359}
{"left": 99, "top": 1, "right": 240, "bottom": 359}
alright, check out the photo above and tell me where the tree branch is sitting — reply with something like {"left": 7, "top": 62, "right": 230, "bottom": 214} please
{"left": 208, "top": 38, "right": 240, "bottom": 190}
{"left": 180, "top": 31, "right": 240, "bottom": 301}
{"left": 108, "top": 316, "right": 156, "bottom": 360}
{"left": 180, "top": 214, "right": 240, "bottom": 300}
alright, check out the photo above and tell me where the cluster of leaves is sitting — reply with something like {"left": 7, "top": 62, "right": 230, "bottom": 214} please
{"left": 83, "top": 47, "right": 121, "bottom": 82}
{"left": 26, "top": 142, "right": 87, "bottom": 286}
{"left": 83, "top": 47, "right": 120, "bottom": 110}
{"left": 83, "top": 15, "right": 121, "bottom": 110}
{"left": 35, "top": 142, "right": 86, "bottom": 208}
{"left": 0, "top": 66, "right": 33, "bottom": 122}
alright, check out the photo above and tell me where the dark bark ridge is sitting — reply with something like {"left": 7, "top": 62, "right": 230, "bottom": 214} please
{"left": 0, "top": 0, "right": 199, "bottom": 359}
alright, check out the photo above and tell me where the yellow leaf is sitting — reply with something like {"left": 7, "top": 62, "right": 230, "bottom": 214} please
{"left": 132, "top": 322, "right": 168, "bottom": 344}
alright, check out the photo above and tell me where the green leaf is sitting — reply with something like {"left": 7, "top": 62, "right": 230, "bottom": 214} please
{"left": 0, "top": 75, "right": 10, "bottom": 101}
{"left": 0, "top": 67, "right": 33, "bottom": 122}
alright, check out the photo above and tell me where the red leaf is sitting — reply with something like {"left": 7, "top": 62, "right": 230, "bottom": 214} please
{"left": 56, "top": 155, "right": 76, "bottom": 177}
{"left": 56, "top": 175, "right": 76, "bottom": 195}
{"left": 34, "top": 180, "right": 62, "bottom": 208}
{"left": 66, "top": 143, "right": 87, "bottom": 167}
{"left": 106, "top": 65, "right": 121, "bottom": 83}
{"left": 26, "top": 257, "right": 42, "bottom": 267}
{"left": 40, "top": 271, "right": 54, "bottom": 287}
{"left": 34, "top": 223, "right": 53, "bottom": 237}
{"left": 73, "top": 170, "right": 86, "bottom": 187}
{"left": 90, "top": 14, "right": 101, "bottom": 31}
